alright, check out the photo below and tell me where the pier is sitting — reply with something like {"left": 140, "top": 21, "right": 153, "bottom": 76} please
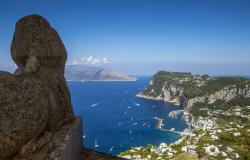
{"left": 155, "top": 117, "right": 182, "bottom": 135}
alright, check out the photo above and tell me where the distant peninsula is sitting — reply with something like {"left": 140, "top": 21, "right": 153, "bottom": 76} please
{"left": 65, "top": 64, "right": 137, "bottom": 81}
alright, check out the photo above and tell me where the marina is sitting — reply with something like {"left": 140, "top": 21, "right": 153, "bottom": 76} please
{"left": 155, "top": 117, "right": 182, "bottom": 135}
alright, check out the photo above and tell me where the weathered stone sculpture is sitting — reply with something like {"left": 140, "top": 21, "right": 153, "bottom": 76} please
{"left": 0, "top": 15, "right": 74, "bottom": 160}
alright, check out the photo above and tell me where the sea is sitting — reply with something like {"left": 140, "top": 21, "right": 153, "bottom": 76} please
{"left": 67, "top": 76, "right": 187, "bottom": 155}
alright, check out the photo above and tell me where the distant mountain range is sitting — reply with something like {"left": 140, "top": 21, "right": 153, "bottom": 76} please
{"left": 65, "top": 64, "right": 137, "bottom": 81}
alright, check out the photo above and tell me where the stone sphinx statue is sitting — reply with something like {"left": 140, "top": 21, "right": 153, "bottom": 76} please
{"left": 0, "top": 15, "right": 75, "bottom": 160}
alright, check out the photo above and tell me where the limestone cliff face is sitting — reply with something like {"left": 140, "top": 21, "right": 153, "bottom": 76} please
{"left": 137, "top": 80, "right": 184, "bottom": 102}
{"left": 0, "top": 15, "right": 74, "bottom": 160}
{"left": 162, "top": 85, "right": 184, "bottom": 102}
{"left": 137, "top": 85, "right": 183, "bottom": 101}
{"left": 187, "top": 86, "right": 250, "bottom": 108}
{"left": 138, "top": 71, "right": 250, "bottom": 109}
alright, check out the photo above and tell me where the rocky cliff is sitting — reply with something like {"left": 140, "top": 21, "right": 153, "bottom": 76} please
{"left": 138, "top": 71, "right": 250, "bottom": 109}
{"left": 187, "top": 85, "right": 250, "bottom": 108}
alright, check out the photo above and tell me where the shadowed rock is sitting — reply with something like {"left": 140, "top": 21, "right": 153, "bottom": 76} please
{"left": 0, "top": 14, "right": 74, "bottom": 160}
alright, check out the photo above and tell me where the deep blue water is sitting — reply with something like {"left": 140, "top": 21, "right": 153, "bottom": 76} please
{"left": 68, "top": 77, "right": 187, "bottom": 154}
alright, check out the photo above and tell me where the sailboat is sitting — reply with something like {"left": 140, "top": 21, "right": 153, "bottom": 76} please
{"left": 148, "top": 124, "right": 151, "bottom": 128}
{"left": 129, "top": 129, "right": 132, "bottom": 134}
{"left": 94, "top": 140, "right": 99, "bottom": 148}
{"left": 109, "top": 146, "right": 114, "bottom": 152}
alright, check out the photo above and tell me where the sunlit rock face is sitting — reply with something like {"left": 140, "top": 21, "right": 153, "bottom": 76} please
{"left": 0, "top": 14, "right": 74, "bottom": 160}
{"left": 11, "top": 14, "right": 67, "bottom": 73}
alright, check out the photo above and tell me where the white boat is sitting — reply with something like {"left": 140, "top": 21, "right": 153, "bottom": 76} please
{"left": 134, "top": 103, "right": 140, "bottom": 106}
{"left": 148, "top": 124, "right": 151, "bottom": 128}
{"left": 91, "top": 103, "right": 98, "bottom": 107}
{"left": 170, "top": 128, "right": 175, "bottom": 131}
{"left": 152, "top": 116, "right": 161, "bottom": 120}
{"left": 109, "top": 146, "right": 114, "bottom": 152}
{"left": 129, "top": 130, "right": 132, "bottom": 134}
{"left": 94, "top": 140, "right": 99, "bottom": 148}
{"left": 91, "top": 100, "right": 106, "bottom": 107}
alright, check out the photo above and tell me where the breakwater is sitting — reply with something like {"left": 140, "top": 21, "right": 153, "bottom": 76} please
{"left": 154, "top": 117, "right": 181, "bottom": 135}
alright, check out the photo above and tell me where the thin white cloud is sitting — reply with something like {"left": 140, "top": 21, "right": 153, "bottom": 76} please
{"left": 69, "top": 56, "right": 109, "bottom": 65}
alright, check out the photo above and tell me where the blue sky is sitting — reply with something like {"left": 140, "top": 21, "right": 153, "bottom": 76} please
{"left": 0, "top": 0, "right": 250, "bottom": 75}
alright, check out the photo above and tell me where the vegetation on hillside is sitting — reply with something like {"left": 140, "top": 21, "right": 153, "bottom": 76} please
{"left": 190, "top": 96, "right": 250, "bottom": 118}
{"left": 121, "top": 71, "right": 250, "bottom": 160}
{"left": 141, "top": 71, "right": 250, "bottom": 99}
{"left": 120, "top": 103, "right": 250, "bottom": 160}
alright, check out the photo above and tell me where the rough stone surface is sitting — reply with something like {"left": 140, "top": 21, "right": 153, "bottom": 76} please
{"left": 59, "top": 117, "right": 83, "bottom": 160}
{"left": 11, "top": 15, "right": 67, "bottom": 73}
{"left": 0, "top": 14, "right": 74, "bottom": 160}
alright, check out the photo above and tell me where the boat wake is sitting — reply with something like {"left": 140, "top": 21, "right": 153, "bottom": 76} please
{"left": 152, "top": 116, "right": 162, "bottom": 120}
{"left": 91, "top": 103, "right": 99, "bottom": 107}
{"left": 127, "top": 122, "right": 138, "bottom": 128}
{"left": 134, "top": 103, "right": 140, "bottom": 106}
{"left": 127, "top": 99, "right": 141, "bottom": 107}
{"left": 91, "top": 100, "right": 106, "bottom": 107}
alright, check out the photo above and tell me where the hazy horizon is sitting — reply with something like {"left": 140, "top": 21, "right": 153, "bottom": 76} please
{"left": 0, "top": 0, "right": 250, "bottom": 76}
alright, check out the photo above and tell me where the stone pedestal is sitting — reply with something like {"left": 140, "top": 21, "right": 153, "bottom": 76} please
{"left": 59, "top": 117, "right": 83, "bottom": 160}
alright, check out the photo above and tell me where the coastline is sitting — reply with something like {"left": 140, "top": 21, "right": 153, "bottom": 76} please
{"left": 136, "top": 93, "right": 163, "bottom": 101}
{"left": 137, "top": 92, "right": 194, "bottom": 144}
{"left": 66, "top": 79, "right": 138, "bottom": 82}
{"left": 136, "top": 93, "right": 180, "bottom": 106}
{"left": 138, "top": 92, "right": 193, "bottom": 134}
{"left": 120, "top": 93, "right": 196, "bottom": 159}
{"left": 120, "top": 93, "right": 198, "bottom": 159}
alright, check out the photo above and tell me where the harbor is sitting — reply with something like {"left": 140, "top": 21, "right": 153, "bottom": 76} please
{"left": 155, "top": 117, "right": 182, "bottom": 135}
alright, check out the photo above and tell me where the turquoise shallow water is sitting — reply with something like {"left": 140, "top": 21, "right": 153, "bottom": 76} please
{"left": 68, "top": 77, "right": 187, "bottom": 154}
